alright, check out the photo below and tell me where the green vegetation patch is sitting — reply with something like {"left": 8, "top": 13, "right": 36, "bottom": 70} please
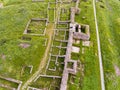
{"left": 30, "top": 77, "right": 61, "bottom": 90}
{"left": 96, "top": 0, "right": 120, "bottom": 89}
{"left": 0, "top": 1, "right": 47, "bottom": 83}
{"left": 0, "top": 78, "right": 18, "bottom": 88}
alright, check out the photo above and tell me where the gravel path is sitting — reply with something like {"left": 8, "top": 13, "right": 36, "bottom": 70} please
{"left": 93, "top": 0, "right": 105, "bottom": 90}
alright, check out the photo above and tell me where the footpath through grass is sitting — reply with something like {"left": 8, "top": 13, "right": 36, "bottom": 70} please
{"left": 96, "top": 0, "right": 120, "bottom": 90}
{"left": 67, "top": 0, "right": 101, "bottom": 90}
{"left": 0, "top": 0, "right": 48, "bottom": 84}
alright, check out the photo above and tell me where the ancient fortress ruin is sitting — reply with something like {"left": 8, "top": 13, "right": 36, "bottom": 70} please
{"left": 0, "top": 0, "right": 90, "bottom": 90}
{"left": 60, "top": 0, "right": 90, "bottom": 90}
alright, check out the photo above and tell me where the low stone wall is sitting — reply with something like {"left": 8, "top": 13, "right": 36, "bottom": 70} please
{"left": 23, "top": 18, "right": 48, "bottom": 36}
{"left": 60, "top": 29, "right": 77, "bottom": 90}
{"left": 0, "top": 76, "right": 22, "bottom": 90}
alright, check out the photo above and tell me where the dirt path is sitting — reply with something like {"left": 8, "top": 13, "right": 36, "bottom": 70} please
{"left": 21, "top": 24, "right": 54, "bottom": 90}
{"left": 93, "top": 0, "right": 105, "bottom": 90}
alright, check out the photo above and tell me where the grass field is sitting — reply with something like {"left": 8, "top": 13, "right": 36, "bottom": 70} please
{"left": 0, "top": 0, "right": 101, "bottom": 90}
{"left": 1, "top": 0, "right": 119, "bottom": 90}
{"left": 0, "top": 0, "right": 48, "bottom": 86}
{"left": 66, "top": 0, "right": 101, "bottom": 90}
{"left": 96, "top": 0, "right": 120, "bottom": 90}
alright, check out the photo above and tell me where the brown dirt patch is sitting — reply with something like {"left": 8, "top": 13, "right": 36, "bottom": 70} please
{"left": 19, "top": 43, "right": 31, "bottom": 48}
{"left": 114, "top": 65, "right": 120, "bottom": 76}
{"left": 0, "top": 54, "right": 6, "bottom": 60}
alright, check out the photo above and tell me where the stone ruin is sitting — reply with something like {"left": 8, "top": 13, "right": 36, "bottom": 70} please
{"left": 70, "top": 0, "right": 81, "bottom": 23}
{"left": 23, "top": 18, "right": 48, "bottom": 36}
{"left": 14, "top": 0, "right": 90, "bottom": 90}
{"left": 72, "top": 46, "right": 80, "bottom": 53}
{"left": 60, "top": 0, "right": 90, "bottom": 90}
{"left": 0, "top": 75, "right": 22, "bottom": 90}
{"left": 70, "top": 23, "right": 90, "bottom": 41}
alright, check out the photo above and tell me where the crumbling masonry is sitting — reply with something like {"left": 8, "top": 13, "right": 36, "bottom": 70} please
{"left": 60, "top": 0, "right": 90, "bottom": 90}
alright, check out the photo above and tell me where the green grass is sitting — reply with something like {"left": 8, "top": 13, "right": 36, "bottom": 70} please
{"left": 96, "top": 0, "right": 120, "bottom": 90}
{"left": 56, "top": 23, "right": 69, "bottom": 29}
{"left": 49, "top": 9, "right": 55, "bottom": 22}
{"left": 60, "top": 48, "right": 66, "bottom": 55}
{"left": 0, "top": 0, "right": 111, "bottom": 90}
{"left": 51, "top": 47, "right": 60, "bottom": 55}
{"left": 67, "top": 0, "right": 101, "bottom": 90}
{"left": 49, "top": 61, "right": 56, "bottom": 69}
{"left": 30, "top": 77, "right": 61, "bottom": 89}
{"left": 57, "top": 57, "right": 64, "bottom": 63}
{"left": 0, "top": 0, "right": 47, "bottom": 85}
{"left": 60, "top": 8, "right": 70, "bottom": 21}
{"left": 28, "top": 20, "right": 46, "bottom": 34}
{"left": 0, "top": 78, "right": 18, "bottom": 88}
{"left": 0, "top": 87, "right": 9, "bottom": 90}
{"left": 52, "top": 41, "right": 61, "bottom": 46}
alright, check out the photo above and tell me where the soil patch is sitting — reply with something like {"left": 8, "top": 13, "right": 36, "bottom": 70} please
{"left": 19, "top": 43, "right": 31, "bottom": 48}
{"left": 0, "top": 3, "right": 3, "bottom": 8}
{"left": 0, "top": 54, "right": 6, "bottom": 60}
{"left": 114, "top": 65, "right": 120, "bottom": 76}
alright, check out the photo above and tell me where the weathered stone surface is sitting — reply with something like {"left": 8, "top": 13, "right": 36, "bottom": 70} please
{"left": 19, "top": 43, "right": 31, "bottom": 48}
{"left": 82, "top": 41, "right": 91, "bottom": 47}
{"left": 72, "top": 46, "right": 80, "bottom": 53}
{"left": 73, "top": 32, "right": 90, "bottom": 40}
